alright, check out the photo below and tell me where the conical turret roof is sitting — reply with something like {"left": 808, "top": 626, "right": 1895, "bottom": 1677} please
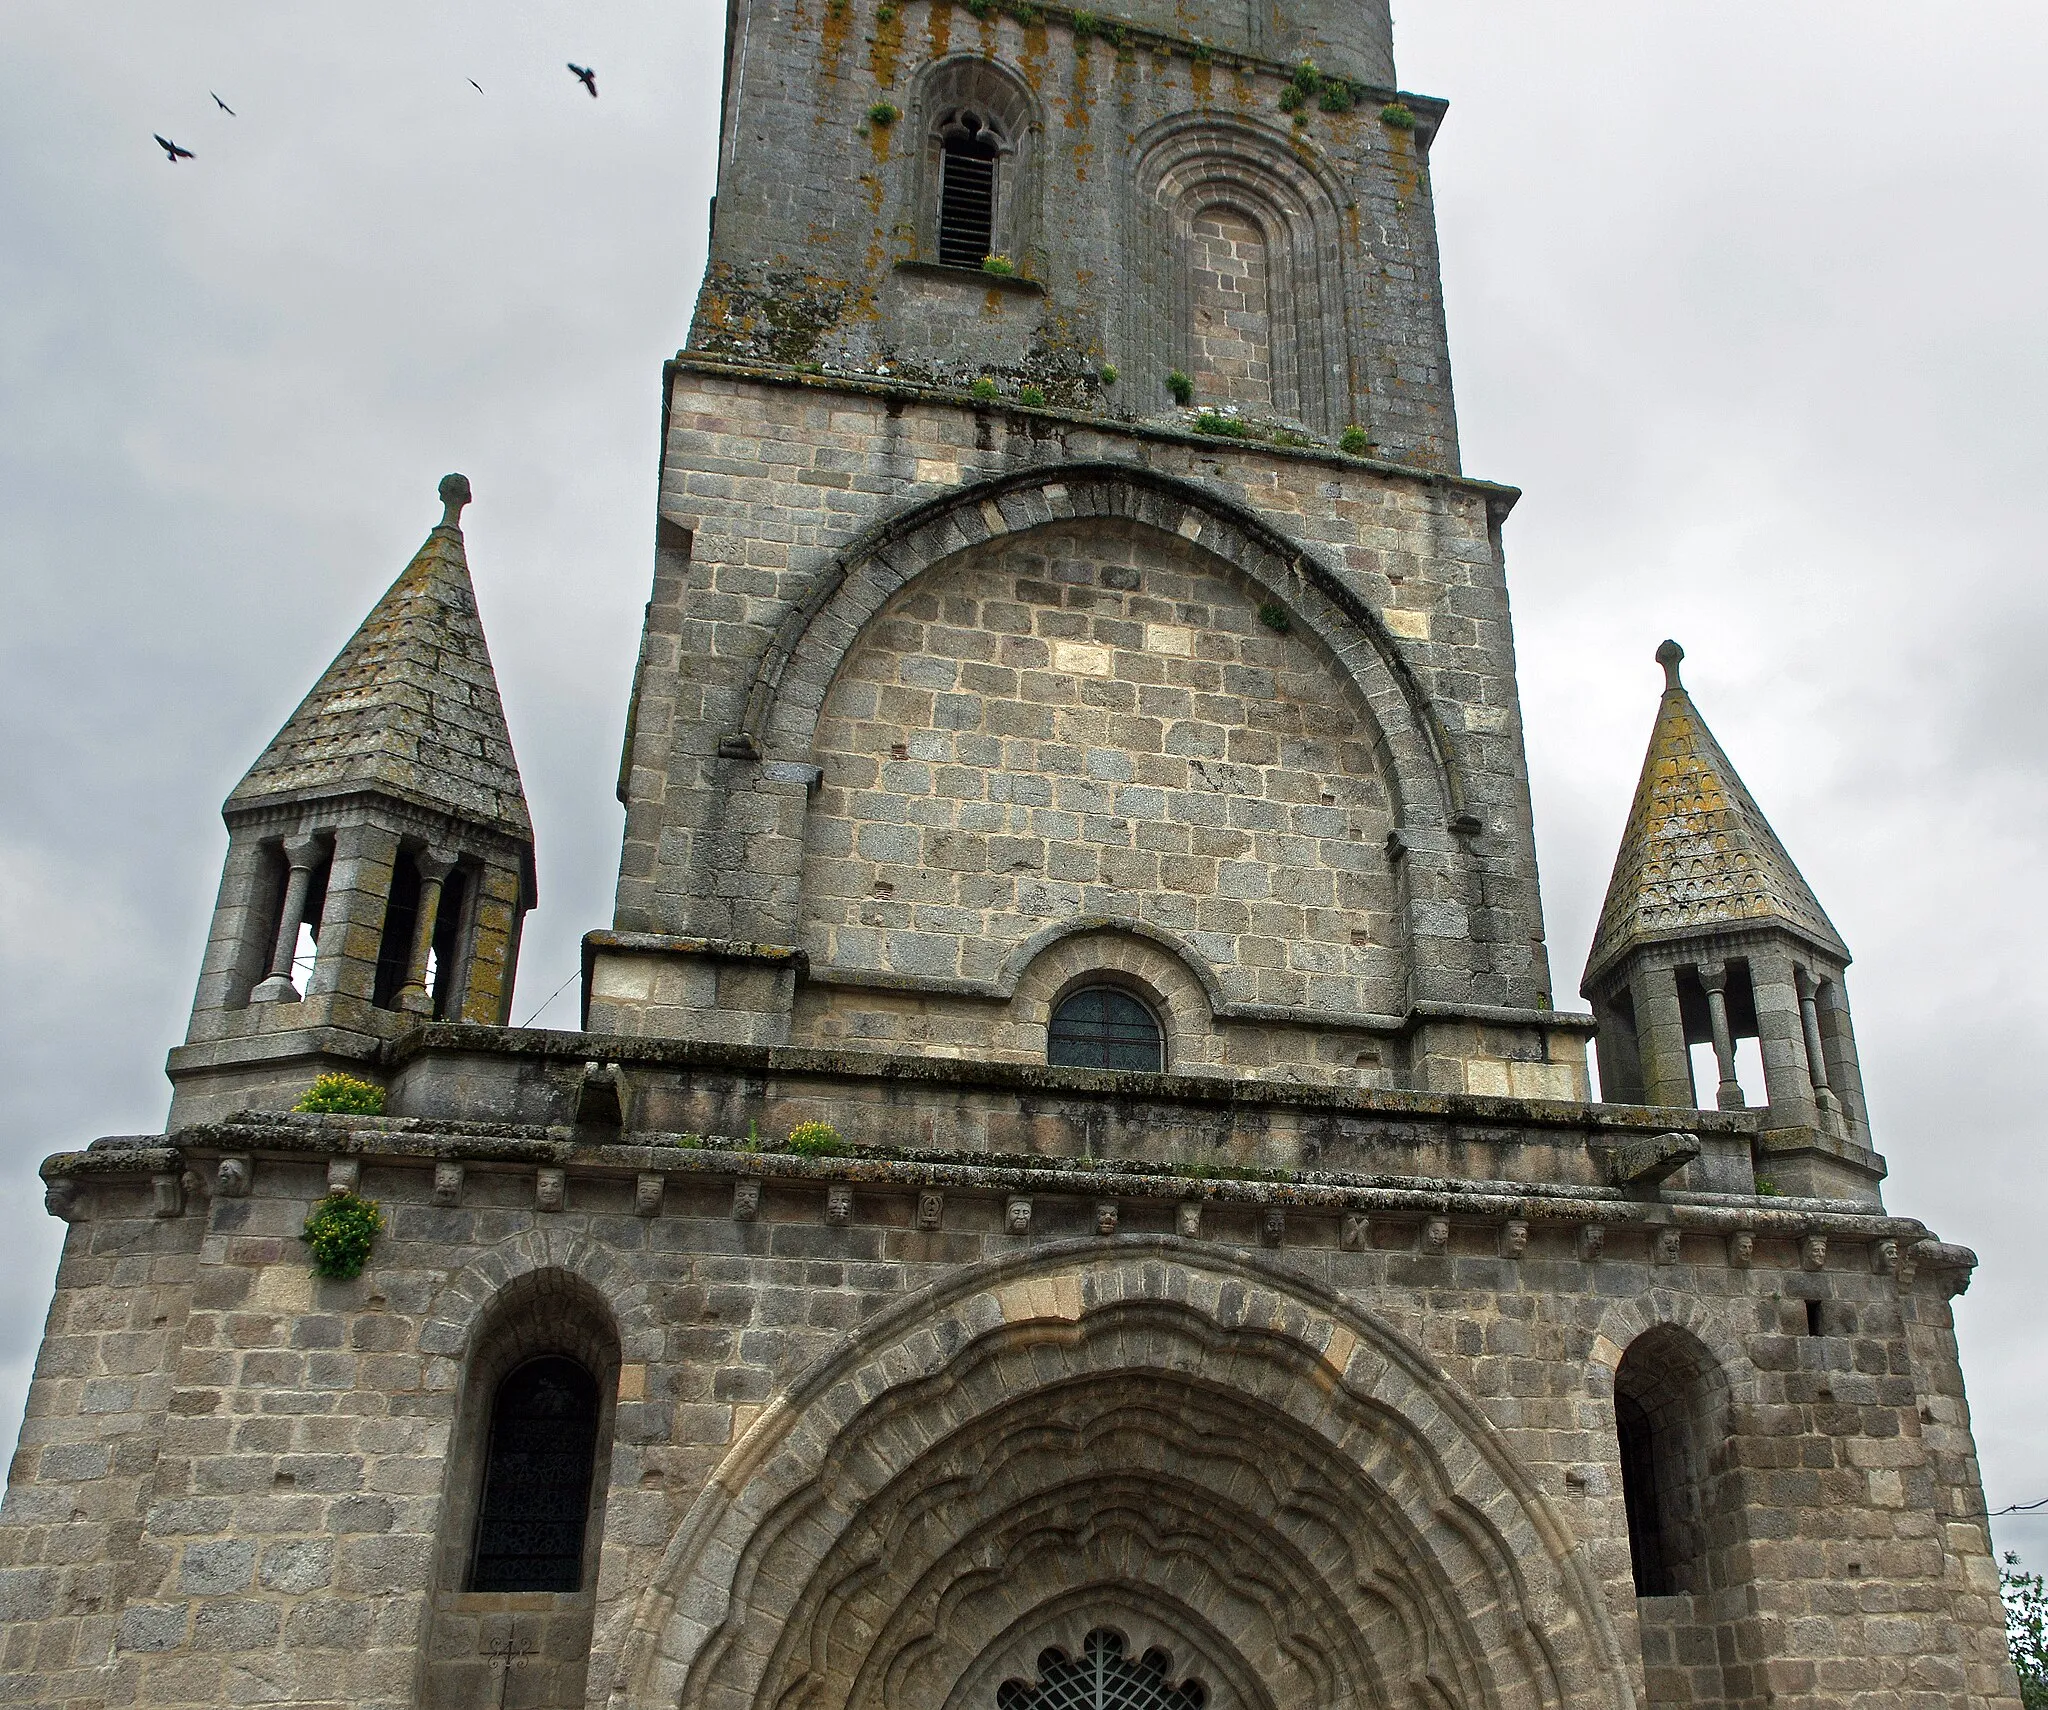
{"left": 1583, "top": 641, "right": 1846, "bottom": 987}
{"left": 226, "top": 475, "right": 532, "bottom": 844}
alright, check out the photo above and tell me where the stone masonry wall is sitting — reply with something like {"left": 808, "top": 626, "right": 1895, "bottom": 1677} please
{"left": 1, "top": 1119, "right": 2020, "bottom": 1710}
{"left": 801, "top": 516, "right": 1403, "bottom": 1014}
{"left": 607, "top": 367, "right": 1556, "bottom": 1064}
{"left": 694, "top": 0, "right": 1456, "bottom": 460}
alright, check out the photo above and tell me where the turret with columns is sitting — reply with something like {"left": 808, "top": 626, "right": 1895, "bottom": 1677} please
{"left": 166, "top": 475, "right": 536, "bottom": 1125}
{"left": 1581, "top": 641, "right": 1883, "bottom": 1204}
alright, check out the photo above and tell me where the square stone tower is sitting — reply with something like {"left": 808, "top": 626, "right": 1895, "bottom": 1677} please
{"left": 1, "top": 4, "right": 2023, "bottom": 1709}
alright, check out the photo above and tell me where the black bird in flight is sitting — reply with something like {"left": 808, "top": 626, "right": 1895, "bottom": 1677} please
{"left": 154, "top": 134, "right": 195, "bottom": 162}
{"left": 568, "top": 63, "right": 598, "bottom": 97}
{"left": 469, "top": 79, "right": 484, "bottom": 93}
{"left": 211, "top": 92, "right": 235, "bottom": 115}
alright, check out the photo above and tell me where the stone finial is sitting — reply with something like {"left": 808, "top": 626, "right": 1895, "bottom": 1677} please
{"left": 438, "top": 473, "right": 472, "bottom": 530}
{"left": 1656, "top": 638, "right": 1685, "bottom": 692}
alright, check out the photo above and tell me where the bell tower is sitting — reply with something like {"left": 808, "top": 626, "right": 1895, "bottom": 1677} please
{"left": 1581, "top": 641, "right": 1883, "bottom": 1204}
{"left": 166, "top": 476, "right": 536, "bottom": 1124}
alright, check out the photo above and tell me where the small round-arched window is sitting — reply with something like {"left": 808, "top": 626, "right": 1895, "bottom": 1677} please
{"left": 998, "top": 1630, "right": 1206, "bottom": 1710}
{"left": 1048, "top": 987, "right": 1163, "bottom": 1073}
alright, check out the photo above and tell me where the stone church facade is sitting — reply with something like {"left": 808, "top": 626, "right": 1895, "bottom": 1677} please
{"left": 0, "top": 3, "right": 2023, "bottom": 1708}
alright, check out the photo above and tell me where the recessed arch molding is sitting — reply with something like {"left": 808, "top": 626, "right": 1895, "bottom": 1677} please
{"left": 731, "top": 461, "right": 1470, "bottom": 827}
{"left": 604, "top": 1240, "right": 1635, "bottom": 1710}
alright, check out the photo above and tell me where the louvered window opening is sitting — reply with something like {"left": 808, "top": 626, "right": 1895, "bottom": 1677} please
{"left": 998, "top": 1630, "right": 1207, "bottom": 1710}
{"left": 469, "top": 1355, "right": 601, "bottom": 1592}
{"left": 1048, "top": 987, "right": 1164, "bottom": 1073}
{"left": 938, "top": 117, "right": 1000, "bottom": 267}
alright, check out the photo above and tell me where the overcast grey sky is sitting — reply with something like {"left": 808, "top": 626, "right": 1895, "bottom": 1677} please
{"left": 4, "top": 0, "right": 2045, "bottom": 1563}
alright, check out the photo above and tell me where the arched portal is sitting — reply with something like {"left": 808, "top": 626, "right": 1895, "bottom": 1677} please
{"left": 611, "top": 1246, "right": 1633, "bottom": 1710}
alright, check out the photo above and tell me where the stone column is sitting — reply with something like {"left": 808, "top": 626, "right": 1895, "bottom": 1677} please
{"left": 305, "top": 821, "right": 401, "bottom": 1005}
{"left": 1627, "top": 961, "right": 1695, "bottom": 1108}
{"left": 1697, "top": 961, "right": 1745, "bottom": 1110}
{"left": 1793, "top": 965, "right": 1841, "bottom": 1116}
{"left": 395, "top": 849, "right": 459, "bottom": 1016}
{"left": 252, "top": 834, "right": 327, "bottom": 1004}
{"left": 1815, "top": 971, "right": 1873, "bottom": 1143}
{"left": 1748, "top": 942, "right": 1821, "bottom": 1130}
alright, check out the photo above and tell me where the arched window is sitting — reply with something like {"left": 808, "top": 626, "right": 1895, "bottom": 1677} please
{"left": 469, "top": 1355, "right": 603, "bottom": 1592}
{"left": 938, "top": 111, "right": 1002, "bottom": 267}
{"left": 1048, "top": 987, "right": 1164, "bottom": 1072}
{"left": 1613, "top": 1326, "right": 1724, "bottom": 1598}
{"left": 998, "top": 1630, "right": 1206, "bottom": 1710}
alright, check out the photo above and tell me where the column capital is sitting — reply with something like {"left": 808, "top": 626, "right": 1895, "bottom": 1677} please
{"left": 282, "top": 832, "right": 328, "bottom": 870}
{"left": 1696, "top": 960, "right": 1729, "bottom": 994}
{"left": 414, "top": 846, "right": 460, "bottom": 885}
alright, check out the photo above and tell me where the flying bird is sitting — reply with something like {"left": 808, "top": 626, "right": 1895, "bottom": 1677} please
{"left": 154, "top": 134, "right": 195, "bottom": 162}
{"left": 469, "top": 79, "right": 484, "bottom": 93}
{"left": 568, "top": 63, "right": 598, "bottom": 97}
{"left": 211, "top": 92, "right": 235, "bottom": 115}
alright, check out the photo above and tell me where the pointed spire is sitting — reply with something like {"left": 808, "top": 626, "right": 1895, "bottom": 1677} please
{"left": 1584, "top": 640, "right": 1846, "bottom": 985}
{"left": 226, "top": 475, "right": 532, "bottom": 842}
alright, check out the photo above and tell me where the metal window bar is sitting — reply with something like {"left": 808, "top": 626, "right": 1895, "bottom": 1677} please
{"left": 938, "top": 142, "right": 998, "bottom": 267}
{"left": 1047, "top": 988, "right": 1163, "bottom": 1072}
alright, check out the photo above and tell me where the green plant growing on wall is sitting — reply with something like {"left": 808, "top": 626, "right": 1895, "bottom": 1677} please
{"left": 302, "top": 1192, "right": 384, "bottom": 1281}
{"left": 1194, "top": 412, "right": 1252, "bottom": 438}
{"left": 1317, "top": 76, "right": 1355, "bottom": 113}
{"left": 1099, "top": 18, "right": 1126, "bottom": 48}
{"left": 2004, "top": 1554, "right": 2048, "bottom": 1708}
{"left": 876, "top": 1, "right": 897, "bottom": 20}
{"left": 965, "top": 0, "right": 999, "bottom": 16}
{"left": 1756, "top": 1175, "right": 1781, "bottom": 1196}
{"left": 981, "top": 253, "right": 1015, "bottom": 276}
{"left": 1380, "top": 101, "right": 1418, "bottom": 130}
{"left": 867, "top": 101, "right": 900, "bottom": 126}
{"left": 1258, "top": 602, "right": 1291, "bottom": 634}
{"left": 1189, "top": 38, "right": 1212, "bottom": 65}
{"left": 1018, "top": 384, "right": 1046, "bottom": 406}
{"left": 293, "top": 1073, "right": 385, "bottom": 1115}
{"left": 1165, "top": 369, "right": 1193, "bottom": 405}
{"left": 1007, "top": 1, "right": 1042, "bottom": 22}
{"left": 1071, "top": 10, "right": 1098, "bottom": 45}
{"left": 1097, "top": 363, "right": 1117, "bottom": 385}
{"left": 1339, "top": 425, "right": 1371, "bottom": 456}
{"left": 970, "top": 376, "right": 999, "bottom": 399}
{"left": 786, "top": 1121, "right": 846, "bottom": 1157}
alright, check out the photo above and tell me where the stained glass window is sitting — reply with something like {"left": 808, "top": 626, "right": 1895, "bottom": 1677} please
{"left": 469, "top": 1355, "right": 601, "bottom": 1592}
{"left": 1048, "top": 987, "right": 1164, "bottom": 1072}
{"left": 997, "top": 1630, "right": 1206, "bottom": 1710}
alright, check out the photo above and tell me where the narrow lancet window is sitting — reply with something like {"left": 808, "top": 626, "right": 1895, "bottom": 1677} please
{"left": 938, "top": 113, "right": 1000, "bottom": 266}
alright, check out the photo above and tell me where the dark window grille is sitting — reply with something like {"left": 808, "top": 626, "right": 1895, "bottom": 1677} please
{"left": 998, "top": 1630, "right": 1206, "bottom": 1710}
{"left": 1615, "top": 1389, "right": 1670, "bottom": 1595}
{"left": 1048, "top": 987, "right": 1163, "bottom": 1073}
{"left": 469, "top": 1355, "right": 602, "bottom": 1592}
{"left": 938, "top": 115, "right": 1000, "bottom": 267}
